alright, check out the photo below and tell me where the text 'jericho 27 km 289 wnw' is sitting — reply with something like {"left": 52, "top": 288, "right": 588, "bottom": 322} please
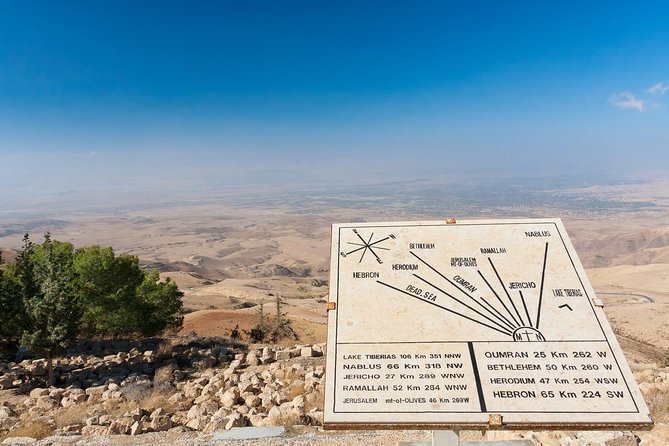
{"left": 324, "top": 219, "right": 653, "bottom": 430}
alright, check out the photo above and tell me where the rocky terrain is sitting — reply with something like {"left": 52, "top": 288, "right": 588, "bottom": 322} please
{"left": 0, "top": 338, "right": 326, "bottom": 443}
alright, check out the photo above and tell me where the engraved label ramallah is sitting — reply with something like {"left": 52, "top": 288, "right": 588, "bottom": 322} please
{"left": 342, "top": 385, "right": 389, "bottom": 392}
{"left": 480, "top": 247, "right": 507, "bottom": 254}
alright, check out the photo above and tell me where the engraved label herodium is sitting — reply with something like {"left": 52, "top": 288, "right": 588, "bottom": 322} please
{"left": 325, "top": 219, "right": 652, "bottom": 430}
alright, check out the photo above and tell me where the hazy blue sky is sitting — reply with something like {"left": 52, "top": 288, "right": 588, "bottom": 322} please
{"left": 1, "top": 1, "right": 668, "bottom": 200}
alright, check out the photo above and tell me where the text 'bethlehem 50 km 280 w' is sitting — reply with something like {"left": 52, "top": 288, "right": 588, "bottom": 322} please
{"left": 324, "top": 219, "right": 653, "bottom": 430}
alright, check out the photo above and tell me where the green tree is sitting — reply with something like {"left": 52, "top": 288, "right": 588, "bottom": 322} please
{"left": 73, "top": 246, "right": 144, "bottom": 336}
{"left": 0, "top": 267, "right": 23, "bottom": 343}
{"left": 2, "top": 233, "right": 184, "bottom": 373}
{"left": 15, "top": 234, "right": 38, "bottom": 307}
{"left": 0, "top": 235, "right": 35, "bottom": 344}
{"left": 73, "top": 246, "right": 183, "bottom": 337}
{"left": 135, "top": 271, "right": 183, "bottom": 336}
{"left": 20, "top": 233, "right": 80, "bottom": 385}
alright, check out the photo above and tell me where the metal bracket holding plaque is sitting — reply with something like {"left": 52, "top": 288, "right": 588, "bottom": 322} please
{"left": 324, "top": 219, "right": 653, "bottom": 431}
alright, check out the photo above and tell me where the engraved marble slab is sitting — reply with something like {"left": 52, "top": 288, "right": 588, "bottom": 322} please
{"left": 324, "top": 219, "right": 653, "bottom": 430}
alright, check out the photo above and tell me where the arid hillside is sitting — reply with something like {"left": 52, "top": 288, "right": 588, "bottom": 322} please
{"left": 2, "top": 179, "right": 669, "bottom": 360}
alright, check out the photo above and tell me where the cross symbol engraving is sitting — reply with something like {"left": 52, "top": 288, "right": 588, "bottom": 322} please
{"left": 513, "top": 327, "right": 545, "bottom": 342}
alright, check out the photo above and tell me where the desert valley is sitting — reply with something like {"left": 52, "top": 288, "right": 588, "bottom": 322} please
{"left": 1, "top": 176, "right": 668, "bottom": 445}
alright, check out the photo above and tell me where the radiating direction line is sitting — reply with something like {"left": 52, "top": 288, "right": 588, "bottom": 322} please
{"left": 351, "top": 232, "right": 370, "bottom": 262}
{"left": 443, "top": 281, "right": 517, "bottom": 332}
{"left": 358, "top": 247, "right": 368, "bottom": 263}
{"left": 354, "top": 230, "right": 370, "bottom": 245}
{"left": 344, "top": 245, "right": 367, "bottom": 255}
{"left": 479, "top": 297, "right": 518, "bottom": 331}
{"left": 478, "top": 270, "right": 520, "bottom": 327}
{"left": 347, "top": 242, "right": 389, "bottom": 253}
{"left": 536, "top": 242, "right": 549, "bottom": 329}
{"left": 377, "top": 280, "right": 512, "bottom": 336}
{"left": 345, "top": 232, "right": 391, "bottom": 262}
{"left": 364, "top": 233, "right": 374, "bottom": 261}
{"left": 409, "top": 251, "right": 517, "bottom": 331}
{"left": 413, "top": 274, "right": 513, "bottom": 335}
{"left": 368, "top": 237, "right": 391, "bottom": 247}
{"left": 488, "top": 258, "right": 525, "bottom": 327}
{"left": 519, "top": 290, "right": 533, "bottom": 328}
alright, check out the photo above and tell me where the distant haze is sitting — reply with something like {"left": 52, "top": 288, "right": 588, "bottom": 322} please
{"left": 1, "top": 2, "right": 668, "bottom": 211}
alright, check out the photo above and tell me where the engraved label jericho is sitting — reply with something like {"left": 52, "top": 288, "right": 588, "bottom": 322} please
{"left": 325, "top": 219, "right": 652, "bottom": 430}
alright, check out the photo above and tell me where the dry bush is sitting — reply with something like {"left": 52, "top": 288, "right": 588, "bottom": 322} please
{"left": 272, "top": 412, "right": 301, "bottom": 431}
{"left": 305, "top": 387, "right": 324, "bottom": 412}
{"left": 112, "top": 385, "right": 178, "bottom": 415}
{"left": 4, "top": 419, "right": 53, "bottom": 440}
{"left": 275, "top": 337, "right": 299, "bottom": 348}
{"left": 53, "top": 402, "right": 95, "bottom": 429}
{"left": 104, "top": 400, "right": 137, "bottom": 419}
{"left": 285, "top": 381, "right": 305, "bottom": 401}
{"left": 156, "top": 340, "right": 175, "bottom": 359}
{"left": 141, "top": 387, "right": 179, "bottom": 413}
{"left": 645, "top": 385, "right": 669, "bottom": 423}
{"left": 120, "top": 382, "right": 153, "bottom": 404}
{"left": 154, "top": 363, "right": 177, "bottom": 387}
{"left": 49, "top": 385, "right": 179, "bottom": 428}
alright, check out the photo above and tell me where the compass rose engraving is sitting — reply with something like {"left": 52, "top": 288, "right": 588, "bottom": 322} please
{"left": 340, "top": 229, "right": 395, "bottom": 264}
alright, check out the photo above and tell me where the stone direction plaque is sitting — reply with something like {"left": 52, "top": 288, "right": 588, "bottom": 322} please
{"left": 324, "top": 219, "right": 653, "bottom": 430}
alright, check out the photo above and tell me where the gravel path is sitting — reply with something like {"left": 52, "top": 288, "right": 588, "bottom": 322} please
{"left": 7, "top": 426, "right": 665, "bottom": 446}
{"left": 6, "top": 429, "right": 487, "bottom": 446}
